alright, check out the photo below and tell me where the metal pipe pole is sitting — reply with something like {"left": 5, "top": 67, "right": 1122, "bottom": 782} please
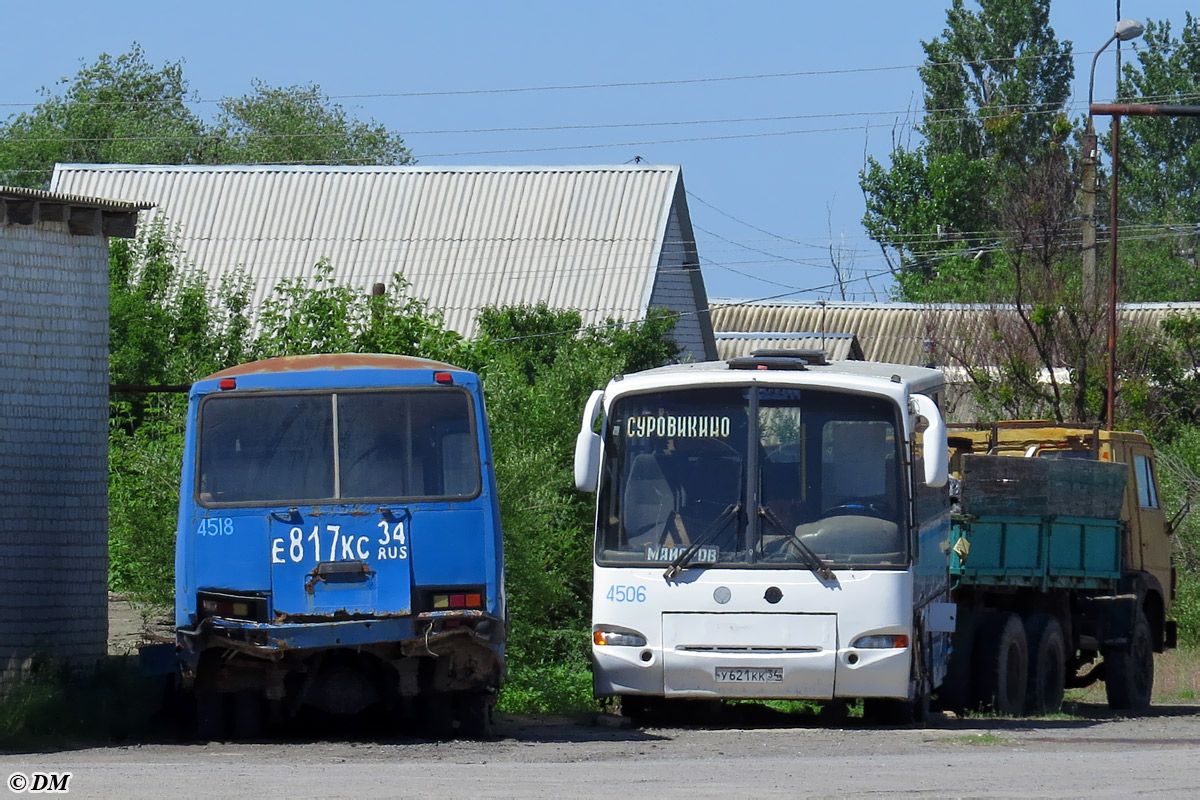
{"left": 1106, "top": 114, "right": 1121, "bottom": 431}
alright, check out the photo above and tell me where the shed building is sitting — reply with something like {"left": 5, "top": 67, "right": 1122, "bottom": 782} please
{"left": 52, "top": 164, "right": 717, "bottom": 362}
{"left": 711, "top": 300, "right": 1200, "bottom": 367}
{"left": 0, "top": 186, "right": 144, "bottom": 681}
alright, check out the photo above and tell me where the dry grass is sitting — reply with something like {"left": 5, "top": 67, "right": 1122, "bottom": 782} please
{"left": 1065, "top": 647, "right": 1200, "bottom": 706}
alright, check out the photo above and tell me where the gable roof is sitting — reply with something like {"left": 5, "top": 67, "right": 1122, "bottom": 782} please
{"left": 51, "top": 164, "right": 716, "bottom": 359}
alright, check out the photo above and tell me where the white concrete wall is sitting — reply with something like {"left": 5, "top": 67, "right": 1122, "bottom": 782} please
{"left": 0, "top": 219, "right": 109, "bottom": 680}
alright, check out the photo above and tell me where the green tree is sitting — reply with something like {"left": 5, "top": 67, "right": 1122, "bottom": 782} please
{"left": 252, "top": 261, "right": 462, "bottom": 361}
{"left": 938, "top": 148, "right": 1107, "bottom": 423}
{"left": 109, "top": 220, "right": 251, "bottom": 417}
{"left": 0, "top": 45, "right": 415, "bottom": 189}
{"left": 212, "top": 80, "right": 413, "bottom": 166}
{"left": 1100, "top": 14, "right": 1200, "bottom": 303}
{"left": 469, "top": 304, "right": 679, "bottom": 711}
{"left": 860, "top": 0, "right": 1073, "bottom": 300}
{"left": 1116, "top": 14, "right": 1200, "bottom": 225}
{"left": 107, "top": 222, "right": 251, "bottom": 603}
{"left": 0, "top": 44, "right": 206, "bottom": 188}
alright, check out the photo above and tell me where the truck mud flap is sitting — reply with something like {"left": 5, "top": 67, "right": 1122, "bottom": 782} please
{"left": 1076, "top": 594, "right": 1138, "bottom": 648}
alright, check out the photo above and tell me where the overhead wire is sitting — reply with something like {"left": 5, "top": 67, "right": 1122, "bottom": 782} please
{"left": 488, "top": 267, "right": 899, "bottom": 344}
{"left": 2, "top": 38, "right": 1199, "bottom": 110}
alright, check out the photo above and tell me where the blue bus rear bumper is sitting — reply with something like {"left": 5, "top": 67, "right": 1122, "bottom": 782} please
{"left": 178, "top": 610, "right": 503, "bottom": 661}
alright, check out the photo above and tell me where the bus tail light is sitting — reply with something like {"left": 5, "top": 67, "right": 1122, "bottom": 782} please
{"left": 197, "top": 591, "right": 269, "bottom": 622}
{"left": 432, "top": 591, "right": 484, "bottom": 610}
{"left": 851, "top": 634, "right": 909, "bottom": 649}
{"left": 593, "top": 628, "right": 648, "bottom": 647}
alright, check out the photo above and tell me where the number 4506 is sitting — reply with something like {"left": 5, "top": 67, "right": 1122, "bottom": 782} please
{"left": 606, "top": 585, "right": 646, "bottom": 603}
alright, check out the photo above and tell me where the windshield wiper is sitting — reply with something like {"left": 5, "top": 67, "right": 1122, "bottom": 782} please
{"left": 663, "top": 502, "right": 741, "bottom": 580}
{"left": 758, "top": 505, "right": 836, "bottom": 582}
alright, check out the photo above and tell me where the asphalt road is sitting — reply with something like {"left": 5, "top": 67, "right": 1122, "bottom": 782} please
{"left": 4, "top": 705, "right": 1200, "bottom": 799}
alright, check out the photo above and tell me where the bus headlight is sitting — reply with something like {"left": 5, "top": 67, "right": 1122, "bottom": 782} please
{"left": 593, "top": 628, "right": 648, "bottom": 647}
{"left": 851, "top": 634, "right": 909, "bottom": 649}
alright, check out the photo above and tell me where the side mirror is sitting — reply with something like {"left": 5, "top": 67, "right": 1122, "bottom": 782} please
{"left": 910, "top": 393, "right": 948, "bottom": 488}
{"left": 574, "top": 390, "right": 605, "bottom": 492}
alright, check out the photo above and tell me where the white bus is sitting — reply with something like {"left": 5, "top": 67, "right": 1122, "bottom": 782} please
{"left": 573, "top": 352, "right": 952, "bottom": 722}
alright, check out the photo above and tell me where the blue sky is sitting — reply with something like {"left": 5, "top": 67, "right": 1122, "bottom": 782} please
{"left": 3, "top": 1, "right": 1194, "bottom": 302}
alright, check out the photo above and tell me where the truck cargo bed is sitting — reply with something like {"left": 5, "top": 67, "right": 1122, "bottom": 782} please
{"left": 951, "top": 454, "right": 1128, "bottom": 592}
{"left": 950, "top": 514, "right": 1122, "bottom": 590}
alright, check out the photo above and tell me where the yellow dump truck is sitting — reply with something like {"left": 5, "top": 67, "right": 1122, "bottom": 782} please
{"left": 945, "top": 422, "right": 1176, "bottom": 713}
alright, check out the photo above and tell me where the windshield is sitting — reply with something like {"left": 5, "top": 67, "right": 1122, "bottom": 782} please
{"left": 197, "top": 388, "right": 480, "bottom": 506}
{"left": 597, "top": 385, "right": 905, "bottom": 569}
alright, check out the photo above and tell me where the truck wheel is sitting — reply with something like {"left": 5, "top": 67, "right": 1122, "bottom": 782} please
{"left": 1104, "top": 610, "right": 1154, "bottom": 712}
{"left": 973, "top": 612, "right": 1028, "bottom": 715}
{"left": 1024, "top": 614, "right": 1066, "bottom": 715}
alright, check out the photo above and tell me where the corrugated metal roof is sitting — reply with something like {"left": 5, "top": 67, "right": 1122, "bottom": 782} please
{"left": 1, "top": 184, "right": 151, "bottom": 211}
{"left": 712, "top": 301, "right": 941, "bottom": 364}
{"left": 714, "top": 332, "right": 864, "bottom": 362}
{"left": 712, "top": 300, "right": 1200, "bottom": 366}
{"left": 51, "top": 164, "right": 685, "bottom": 338}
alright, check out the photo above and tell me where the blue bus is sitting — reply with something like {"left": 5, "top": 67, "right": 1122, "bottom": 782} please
{"left": 174, "top": 354, "right": 505, "bottom": 738}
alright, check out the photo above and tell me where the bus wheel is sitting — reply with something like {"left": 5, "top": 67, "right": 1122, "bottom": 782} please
{"left": 973, "top": 612, "right": 1027, "bottom": 715}
{"left": 618, "top": 695, "right": 656, "bottom": 722}
{"left": 862, "top": 696, "right": 924, "bottom": 726}
{"left": 232, "top": 689, "right": 264, "bottom": 740}
{"left": 1024, "top": 614, "right": 1066, "bottom": 715}
{"left": 195, "top": 689, "right": 228, "bottom": 741}
{"left": 417, "top": 691, "right": 455, "bottom": 739}
{"left": 456, "top": 691, "right": 493, "bottom": 738}
{"left": 937, "top": 610, "right": 976, "bottom": 714}
{"left": 1104, "top": 610, "right": 1154, "bottom": 712}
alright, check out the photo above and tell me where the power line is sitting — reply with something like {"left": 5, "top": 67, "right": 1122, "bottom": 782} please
{"left": 9, "top": 90, "right": 1199, "bottom": 150}
{"left": 687, "top": 191, "right": 831, "bottom": 252}
{"left": 4, "top": 39, "right": 1199, "bottom": 111}
{"left": 488, "top": 268, "right": 898, "bottom": 344}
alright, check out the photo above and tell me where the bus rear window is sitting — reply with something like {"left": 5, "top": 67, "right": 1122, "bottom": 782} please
{"left": 197, "top": 389, "right": 480, "bottom": 506}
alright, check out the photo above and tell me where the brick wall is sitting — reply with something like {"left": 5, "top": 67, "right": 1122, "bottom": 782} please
{"left": 0, "top": 220, "right": 110, "bottom": 681}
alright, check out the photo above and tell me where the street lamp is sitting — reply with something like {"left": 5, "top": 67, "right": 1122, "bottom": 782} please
{"left": 1083, "top": 20, "right": 1144, "bottom": 310}
{"left": 1088, "top": 19, "right": 1144, "bottom": 118}
{"left": 1087, "top": 18, "right": 1143, "bottom": 431}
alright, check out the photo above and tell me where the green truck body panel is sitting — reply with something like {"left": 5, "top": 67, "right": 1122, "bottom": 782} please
{"left": 951, "top": 515, "right": 1123, "bottom": 591}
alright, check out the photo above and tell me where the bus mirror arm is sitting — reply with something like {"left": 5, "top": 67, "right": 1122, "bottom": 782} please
{"left": 574, "top": 390, "right": 605, "bottom": 492}
{"left": 910, "top": 394, "right": 948, "bottom": 488}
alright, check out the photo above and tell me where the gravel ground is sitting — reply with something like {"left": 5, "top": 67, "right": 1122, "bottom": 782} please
{"left": 4, "top": 706, "right": 1200, "bottom": 798}
{"left": 75, "top": 597, "right": 1200, "bottom": 798}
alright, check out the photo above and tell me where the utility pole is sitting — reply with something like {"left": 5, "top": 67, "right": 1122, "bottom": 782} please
{"left": 1090, "top": 102, "right": 1200, "bottom": 429}
{"left": 1081, "top": 124, "right": 1100, "bottom": 309}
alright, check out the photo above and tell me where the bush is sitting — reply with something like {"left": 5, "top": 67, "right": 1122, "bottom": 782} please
{"left": 0, "top": 656, "right": 164, "bottom": 748}
{"left": 108, "top": 404, "right": 184, "bottom": 607}
{"left": 105, "top": 230, "right": 682, "bottom": 708}
{"left": 498, "top": 619, "right": 598, "bottom": 714}
{"left": 1156, "top": 428, "right": 1200, "bottom": 646}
